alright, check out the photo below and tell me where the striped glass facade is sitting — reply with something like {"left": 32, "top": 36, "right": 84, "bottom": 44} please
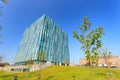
{"left": 14, "top": 14, "right": 70, "bottom": 65}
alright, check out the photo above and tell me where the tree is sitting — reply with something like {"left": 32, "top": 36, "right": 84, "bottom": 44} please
{"left": 0, "top": 25, "right": 2, "bottom": 45}
{"left": 73, "top": 16, "right": 104, "bottom": 67}
{"left": 0, "top": 55, "right": 4, "bottom": 63}
{"left": 0, "top": 0, "right": 8, "bottom": 17}
{"left": 99, "top": 48, "right": 112, "bottom": 67}
{"left": 65, "top": 59, "right": 70, "bottom": 66}
{"left": 38, "top": 51, "right": 45, "bottom": 63}
{"left": 0, "top": 0, "right": 8, "bottom": 45}
{"left": 1, "top": 0, "right": 8, "bottom": 4}
{"left": 3, "top": 62, "right": 10, "bottom": 66}
{"left": 26, "top": 58, "right": 34, "bottom": 65}
{"left": 99, "top": 49, "right": 113, "bottom": 79}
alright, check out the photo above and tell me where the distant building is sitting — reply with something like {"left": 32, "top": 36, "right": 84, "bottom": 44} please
{"left": 80, "top": 56, "right": 120, "bottom": 67}
{"left": 14, "top": 14, "right": 70, "bottom": 65}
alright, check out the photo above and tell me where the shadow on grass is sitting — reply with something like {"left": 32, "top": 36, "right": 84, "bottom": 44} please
{"left": 0, "top": 74, "right": 12, "bottom": 78}
{"left": 97, "top": 73, "right": 106, "bottom": 76}
{"left": 46, "top": 76, "right": 54, "bottom": 80}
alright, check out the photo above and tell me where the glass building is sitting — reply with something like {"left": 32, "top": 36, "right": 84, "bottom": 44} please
{"left": 14, "top": 14, "right": 70, "bottom": 65}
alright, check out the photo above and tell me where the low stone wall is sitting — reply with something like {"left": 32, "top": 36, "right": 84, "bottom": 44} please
{"left": 0, "top": 63, "right": 53, "bottom": 72}
{"left": 30, "top": 63, "right": 52, "bottom": 71}
{"left": 0, "top": 67, "right": 3, "bottom": 70}
{"left": 0, "top": 65, "right": 28, "bottom": 72}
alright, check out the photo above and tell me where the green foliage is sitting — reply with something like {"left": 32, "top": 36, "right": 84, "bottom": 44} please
{"left": 65, "top": 60, "right": 70, "bottom": 64}
{"left": 38, "top": 51, "right": 45, "bottom": 63}
{"left": 73, "top": 16, "right": 104, "bottom": 66}
{"left": 3, "top": 62, "right": 10, "bottom": 66}
{"left": 26, "top": 58, "right": 34, "bottom": 65}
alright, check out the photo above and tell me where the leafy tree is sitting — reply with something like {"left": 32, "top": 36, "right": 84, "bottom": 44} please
{"left": 1, "top": 0, "right": 8, "bottom": 4}
{"left": 64, "top": 58, "right": 70, "bottom": 66}
{"left": 73, "top": 16, "right": 104, "bottom": 67}
{"left": 0, "top": 55, "right": 4, "bottom": 63}
{"left": 3, "top": 62, "right": 10, "bottom": 66}
{"left": 0, "top": 0, "right": 8, "bottom": 45}
{"left": 38, "top": 51, "right": 45, "bottom": 63}
{"left": 26, "top": 58, "right": 34, "bottom": 65}
{"left": 0, "top": 0, "right": 8, "bottom": 17}
{"left": 99, "top": 48, "right": 112, "bottom": 66}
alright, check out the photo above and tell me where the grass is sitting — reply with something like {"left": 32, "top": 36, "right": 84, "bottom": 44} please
{"left": 0, "top": 66, "right": 120, "bottom": 80}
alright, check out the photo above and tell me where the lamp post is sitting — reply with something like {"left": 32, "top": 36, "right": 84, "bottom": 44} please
{"left": 13, "top": 74, "right": 17, "bottom": 80}
{"left": 72, "top": 75, "right": 75, "bottom": 80}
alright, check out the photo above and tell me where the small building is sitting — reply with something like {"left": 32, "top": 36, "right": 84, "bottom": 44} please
{"left": 80, "top": 56, "right": 120, "bottom": 67}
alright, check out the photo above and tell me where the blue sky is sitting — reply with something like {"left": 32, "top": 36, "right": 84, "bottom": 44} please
{"left": 0, "top": 0, "right": 120, "bottom": 64}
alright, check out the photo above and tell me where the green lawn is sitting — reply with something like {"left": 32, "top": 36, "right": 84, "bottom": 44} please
{"left": 0, "top": 66, "right": 120, "bottom": 80}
